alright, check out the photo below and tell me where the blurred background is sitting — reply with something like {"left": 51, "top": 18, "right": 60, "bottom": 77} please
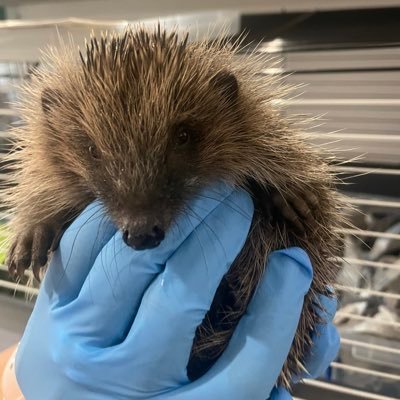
{"left": 0, "top": 1, "right": 399, "bottom": 399}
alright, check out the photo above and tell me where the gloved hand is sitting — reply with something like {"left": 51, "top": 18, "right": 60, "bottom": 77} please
{"left": 15, "top": 183, "right": 339, "bottom": 400}
{"left": 269, "top": 293, "right": 339, "bottom": 400}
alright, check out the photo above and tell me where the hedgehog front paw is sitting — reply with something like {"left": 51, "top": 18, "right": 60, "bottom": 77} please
{"left": 272, "top": 189, "right": 319, "bottom": 233}
{"left": 7, "top": 224, "right": 57, "bottom": 282}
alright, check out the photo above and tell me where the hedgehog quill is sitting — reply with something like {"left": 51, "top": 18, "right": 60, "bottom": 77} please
{"left": 4, "top": 26, "right": 347, "bottom": 387}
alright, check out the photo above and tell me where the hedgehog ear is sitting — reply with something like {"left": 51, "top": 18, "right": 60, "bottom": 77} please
{"left": 41, "top": 88, "right": 62, "bottom": 114}
{"left": 210, "top": 71, "right": 239, "bottom": 103}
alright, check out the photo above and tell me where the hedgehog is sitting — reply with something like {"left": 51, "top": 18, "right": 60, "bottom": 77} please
{"left": 4, "top": 25, "right": 347, "bottom": 388}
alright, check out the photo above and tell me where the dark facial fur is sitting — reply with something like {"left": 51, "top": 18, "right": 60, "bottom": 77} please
{"left": 38, "top": 38, "right": 251, "bottom": 249}
{"left": 4, "top": 26, "right": 348, "bottom": 387}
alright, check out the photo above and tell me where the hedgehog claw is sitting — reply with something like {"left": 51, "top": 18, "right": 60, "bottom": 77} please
{"left": 6, "top": 223, "right": 57, "bottom": 283}
{"left": 8, "top": 262, "right": 17, "bottom": 280}
{"left": 32, "top": 265, "right": 42, "bottom": 283}
{"left": 272, "top": 189, "right": 316, "bottom": 233}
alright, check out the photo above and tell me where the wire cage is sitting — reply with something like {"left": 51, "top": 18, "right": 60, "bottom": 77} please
{"left": 0, "top": 16, "right": 399, "bottom": 400}
{"left": 268, "top": 42, "right": 400, "bottom": 400}
{"left": 0, "top": 60, "right": 38, "bottom": 294}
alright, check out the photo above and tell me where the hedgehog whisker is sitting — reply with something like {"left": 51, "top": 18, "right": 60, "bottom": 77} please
{"left": 192, "top": 193, "right": 253, "bottom": 221}
{"left": 56, "top": 207, "right": 104, "bottom": 288}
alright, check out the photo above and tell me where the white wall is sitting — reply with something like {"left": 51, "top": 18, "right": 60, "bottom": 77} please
{"left": 8, "top": 0, "right": 400, "bottom": 20}
{"left": 0, "top": 11, "right": 240, "bottom": 62}
{"left": 2, "top": 0, "right": 400, "bottom": 61}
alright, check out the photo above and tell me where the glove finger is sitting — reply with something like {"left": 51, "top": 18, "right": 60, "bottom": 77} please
{"left": 269, "top": 387, "right": 293, "bottom": 400}
{"left": 177, "top": 248, "right": 313, "bottom": 400}
{"left": 63, "top": 182, "right": 239, "bottom": 346}
{"left": 301, "top": 295, "right": 340, "bottom": 379}
{"left": 43, "top": 202, "right": 117, "bottom": 306}
{"left": 118, "top": 188, "right": 254, "bottom": 385}
{"left": 317, "top": 293, "right": 337, "bottom": 323}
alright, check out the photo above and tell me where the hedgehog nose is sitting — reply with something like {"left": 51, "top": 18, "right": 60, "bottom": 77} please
{"left": 122, "top": 225, "right": 165, "bottom": 250}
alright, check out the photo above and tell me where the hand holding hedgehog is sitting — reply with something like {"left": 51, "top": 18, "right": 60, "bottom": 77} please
{"left": 5, "top": 25, "right": 347, "bottom": 386}
{"left": 14, "top": 184, "right": 339, "bottom": 400}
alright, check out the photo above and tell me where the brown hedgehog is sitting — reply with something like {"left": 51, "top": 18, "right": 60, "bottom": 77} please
{"left": 4, "top": 25, "right": 347, "bottom": 388}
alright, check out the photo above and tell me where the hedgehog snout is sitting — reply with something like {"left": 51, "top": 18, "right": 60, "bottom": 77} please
{"left": 121, "top": 216, "right": 165, "bottom": 250}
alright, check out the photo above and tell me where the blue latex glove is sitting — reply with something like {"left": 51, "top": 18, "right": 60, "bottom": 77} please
{"left": 269, "top": 295, "right": 339, "bottom": 400}
{"left": 15, "top": 183, "right": 339, "bottom": 400}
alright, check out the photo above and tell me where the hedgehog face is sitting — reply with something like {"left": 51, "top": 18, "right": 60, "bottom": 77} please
{"left": 40, "top": 66, "right": 243, "bottom": 250}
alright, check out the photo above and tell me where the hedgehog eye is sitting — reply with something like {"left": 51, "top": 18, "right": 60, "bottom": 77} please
{"left": 88, "top": 145, "right": 100, "bottom": 159}
{"left": 174, "top": 127, "right": 191, "bottom": 147}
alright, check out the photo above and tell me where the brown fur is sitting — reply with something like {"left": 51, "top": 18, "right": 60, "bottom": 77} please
{"left": 4, "top": 25, "right": 348, "bottom": 387}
